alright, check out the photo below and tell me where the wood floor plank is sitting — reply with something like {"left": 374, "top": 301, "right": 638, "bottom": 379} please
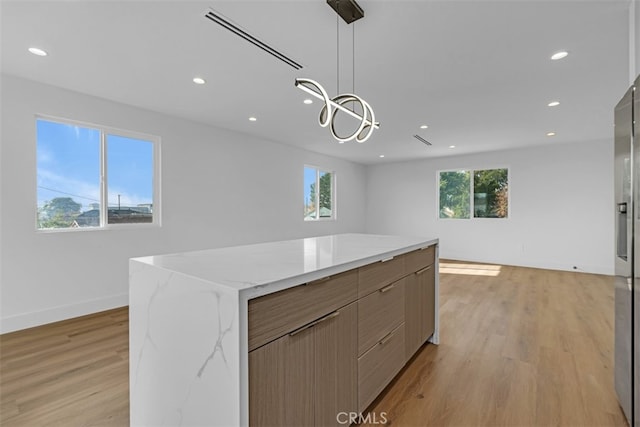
{"left": 535, "top": 345, "right": 587, "bottom": 426}
{"left": 0, "top": 308, "right": 130, "bottom": 427}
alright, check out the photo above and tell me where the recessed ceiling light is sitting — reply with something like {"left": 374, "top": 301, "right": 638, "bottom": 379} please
{"left": 449, "top": 145, "right": 456, "bottom": 149}
{"left": 551, "top": 51, "right": 568, "bottom": 60}
{"left": 28, "top": 47, "right": 47, "bottom": 56}
{"left": 303, "top": 99, "right": 313, "bottom": 105}
{"left": 548, "top": 101, "right": 560, "bottom": 107}
{"left": 547, "top": 132, "right": 556, "bottom": 136}
{"left": 249, "top": 117, "right": 257, "bottom": 122}
{"left": 379, "top": 154, "right": 385, "bottom": 158}
{"left": 420, "top": 125, "right": 428, "bottom": 129}
{"left": 193, "top": 77, "right": 206, "bottom": 85}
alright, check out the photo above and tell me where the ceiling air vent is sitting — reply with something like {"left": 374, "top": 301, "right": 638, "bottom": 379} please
{"left": 204, "top": 9, "right": 303, "bottom": 70}
{"left": 413, "top": 134, "right": 432, "bottom": 146}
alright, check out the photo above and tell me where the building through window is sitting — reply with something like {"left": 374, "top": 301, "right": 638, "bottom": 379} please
{"left": 36, "top": 118, "right": 159, "bottom": 230}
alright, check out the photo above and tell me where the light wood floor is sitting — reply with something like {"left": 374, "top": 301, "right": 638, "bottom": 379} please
{"left": 0, "top": 261, "right": 628, "bottom": 426}
{"left": 364, "top": 261, "right": 628, "bottom": 427}
{"left": 1, "top": 307, "right": 129, "bottom": 426}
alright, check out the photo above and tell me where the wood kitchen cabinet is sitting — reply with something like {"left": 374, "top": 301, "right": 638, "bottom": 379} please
{"left": 405, "top": 246, "right": 436, "bottom": 359}
{"left": 249, "top": 302, "right": 358, "bottom": 427}
{"left": 249, "top": 245, "right": 437, "bottom": 425}
{"left": 249, "top": 323, "right": 314, "bottom": 426}
{"left": 356, "top": 271, "right": 407, "bottom": 412}
{"left": 421, "top": 265, "right": 436, "bottom": 342}
{"left": 248, "top": 270, "right": 358, "bottom": 352}
{"left": 358, "top": 323, "right": 406, "bottom": 411}
{"left": 357, "top": 277, "right": 405, "bottom": 356}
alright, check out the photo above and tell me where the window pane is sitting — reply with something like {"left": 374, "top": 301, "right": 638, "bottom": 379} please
{"left": 304, "top": 167, "right": 316, "bottom": 220}
{"left": 319, "top": 171, "right": 332, "bottom": 218}
{"left": 107, "top": 134, "right": 154, "bottom": 224}
{"left": 439, "top": 170, "right": 470, "bottom": 219}
{"left": 474, "top": 169, "right": 508, "bottom": 218}
{"left": 37, "top": 119, "right": 101, "bottom": 229}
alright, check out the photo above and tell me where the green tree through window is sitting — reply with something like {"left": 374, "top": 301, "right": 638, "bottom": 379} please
{"left": 304, "top": 166, "right": 334, "bottom": 220}
{"left": 38, "top": 197, "right": 82, "bottom": 228}
{"left": 439, "top": 170, "right": 470, "bottom": 218}
{"left": 474, "top": 169, "right": 508, "bottom": 218}
{"left": 439, "top": 168, "right": 508, "bottom": 219}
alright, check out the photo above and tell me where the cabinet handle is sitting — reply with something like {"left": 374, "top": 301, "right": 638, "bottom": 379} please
{"left": 289, "top": 311, "right": 340, "bottom": 337}
{"left": 379, "top": 283, "right": 396, "bottom": 293}
{"left": 306, "top": 276, "right": 331, "bottom": 285}
{"left": 419, "top": 246, "right": 430, "bottom": 251}
{"left": 416, "top": 266, "right": 432, "bottom": 275}
{"left": 378, "top": 330, "right": 395, "bottom": 346}
{"left": 381, "top": 256, "right": 394, "bottom": 263}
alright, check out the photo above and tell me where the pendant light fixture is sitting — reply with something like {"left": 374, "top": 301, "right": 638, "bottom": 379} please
{"left": 295, "top": 0, "right": 379, "bottom": 143}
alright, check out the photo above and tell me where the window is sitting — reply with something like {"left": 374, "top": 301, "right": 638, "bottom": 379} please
{"left": 304, "top": 166, "right": 334, "bottom": 220}
{"left": 438, "top": 170, "right": 471, "bottom": 219}
{"left": 36, "top": 118, "right": 159, "bottom": 230}
{"left": 439, "top": 168, "right": 508, "bottom": 219}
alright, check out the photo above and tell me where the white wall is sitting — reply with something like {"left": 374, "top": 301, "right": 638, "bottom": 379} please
{"left": 0, "top": 74, "right": 367, "bottom": 333}
{"left": 365, "top": 140, "right": 613, "bottom": 275}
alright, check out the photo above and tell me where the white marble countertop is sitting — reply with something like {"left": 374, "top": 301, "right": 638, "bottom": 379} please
{"left": 131, "top": 233, "right": 437, "bottom": 298}
{"left": 129, "top": 233, "right": 439, "bottom": 426}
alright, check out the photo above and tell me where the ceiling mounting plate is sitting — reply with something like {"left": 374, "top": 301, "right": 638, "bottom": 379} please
{"left": 327, "top": 0, "right": 364, "bottom": 24}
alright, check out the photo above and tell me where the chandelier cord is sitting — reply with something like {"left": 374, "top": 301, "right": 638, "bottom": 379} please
{"left": 336, "top": 11, "right": 339, "bottom": 95}
{"left": 352, "top": 20, "right": 355, "bottom": 112}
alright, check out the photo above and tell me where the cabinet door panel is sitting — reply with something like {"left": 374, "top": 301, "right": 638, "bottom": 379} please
{"left": 249, "top": 328, "right": 314, "bottom": 427}
{"left": 358, "top": 256, "right": 405, "bottom": 298}
{"left": 405, "top": 274, "right": 421, "bottom": 359}
{"left": 404, "top": 245, "right": 435, "bottom": 273}
{"left": 421, "top": 266, "right": 436, "bottom": 342}
{"left": 358, "top": 278, "right": 405, "bottom": 356}
{"left": 405, "top": 265, "right": 436, "bottom": 359}
{"left": 249, "top": 269, "right": 358, "bottom": 351}
{"left": 358, "top": 323, "right": 406, "bottom": 412}
{"left": 315, "top": 302, "right": 358, "bottom": 426}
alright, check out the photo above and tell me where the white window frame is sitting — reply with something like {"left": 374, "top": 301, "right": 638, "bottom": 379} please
{"left": 437, "top": 167, "right": 510, "bottom": 220}
{"left": 36, "top": 115, "right": 161, "bottom": 232}
{"left": 304, "top": 165, "right": 336, "bottom": 221}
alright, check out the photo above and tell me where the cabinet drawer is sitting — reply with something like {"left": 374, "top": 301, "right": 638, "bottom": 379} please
{"left": 248, "top": 269, "right": 358, "bottom": 351}
{"left": 404, "top": 245, "right": 435, "bottom": 273}
{"left": 358, "top": 323, "right": 406, "bottom": 412}
{"left": 358, "top": 277, "right": 405, "bottom": 356}
{"left": 358, "top": 255, "right": 405, "bottom": 298}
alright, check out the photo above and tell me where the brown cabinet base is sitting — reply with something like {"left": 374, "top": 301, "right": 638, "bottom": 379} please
{"left": 358, "top": 323, "right": 406, "bottom": 412}
{"left": 405, "top": 264, "right": 436, "bottom": 359}
{"left": 249, "top": 303, "right": 358, "bottom": 427}
{"left": 249, "top": 244, "right": 437, "bottom": 427}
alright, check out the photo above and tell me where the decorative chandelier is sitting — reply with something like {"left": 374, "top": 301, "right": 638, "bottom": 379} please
{"left": 295, "top": 0, "right": 379, "bottom": 143}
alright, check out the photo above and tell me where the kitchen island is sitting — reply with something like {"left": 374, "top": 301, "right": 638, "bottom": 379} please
{"left": 129, "top": 233, "right": 439, "bottom": 426}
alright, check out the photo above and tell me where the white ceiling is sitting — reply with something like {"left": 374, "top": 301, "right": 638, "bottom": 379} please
{"left": 0, "top": 0, "right": 632, "bottom": 164}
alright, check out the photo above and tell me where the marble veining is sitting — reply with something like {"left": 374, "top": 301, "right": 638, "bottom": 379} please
{"left": 131, "top": 272, "right": 173, "bottom": 392}
{"left": 176, "top": 290, "right": 235, "bottom": 426}
{"left": 130, "top": 262, "right": 240, "bottom": 426}
{"left": 197, "top": 291, "right": 233, "bottom": 378}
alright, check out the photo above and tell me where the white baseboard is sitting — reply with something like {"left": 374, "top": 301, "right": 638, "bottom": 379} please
{"left": 440, "top": 252, "right": 613, "bottom": 276}
{"left": 1, "top": 293, "right": 128, "bottom": 334}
